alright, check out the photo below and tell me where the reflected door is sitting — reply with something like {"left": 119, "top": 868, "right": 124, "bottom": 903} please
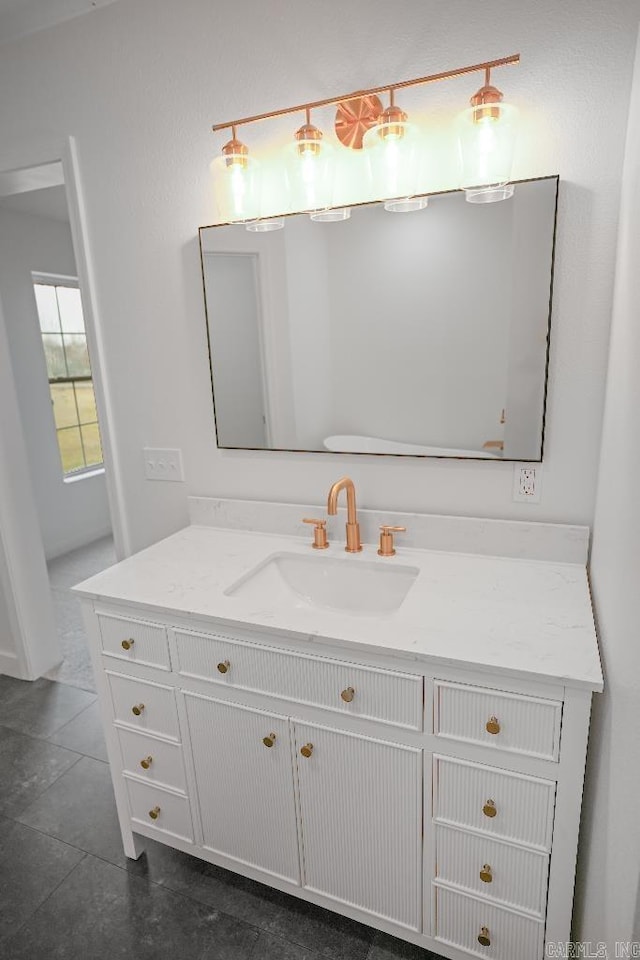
{"left": 204, "top": 252, "right": 267, "bottom": 448}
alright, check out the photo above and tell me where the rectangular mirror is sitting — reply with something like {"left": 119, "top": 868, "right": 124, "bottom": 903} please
{"left": 200, "top": 175, "right": 558, "bottom": 460}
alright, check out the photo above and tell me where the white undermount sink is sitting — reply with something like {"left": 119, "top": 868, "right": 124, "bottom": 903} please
{"left": 225, "top": 551, "right": 419, "bottom": 617}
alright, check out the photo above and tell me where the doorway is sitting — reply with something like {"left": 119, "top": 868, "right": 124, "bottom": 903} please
{"left": 0, "top": 146, "right": 123, "bottom": 690}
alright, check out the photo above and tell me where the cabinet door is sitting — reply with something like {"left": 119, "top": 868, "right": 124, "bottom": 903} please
{"left": 184, "top": 693, "right": 300, "bottom": 884}
{"left": 294, "top": 722, "right": 422, "bottom": 931}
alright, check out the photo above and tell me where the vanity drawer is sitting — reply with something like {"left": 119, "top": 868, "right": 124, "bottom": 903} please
{"left": 434, "top": 886, "right": 544, "bottom": 960}
{"left": 435, "top": 825, "right": 548, "bottom": 917}
{"left": 97, "top": 611, "right": 170, "bottom": 670}
{"left": 434, "top": 756, "right": 556, "bottom": 852}
{"left": 116, "top": 727, "right": 186, "bottom": 793}
{"left": 124, "top": 777, "right": 193, "bottom": 842}
{"left": 434, "top": 680, "right": 562, "bottom": 761}
{"left": 107, "top": 671, "right": 179, "bottom": 741}
{"left": 174, "top": 629, "right": 423, "bottom": 730}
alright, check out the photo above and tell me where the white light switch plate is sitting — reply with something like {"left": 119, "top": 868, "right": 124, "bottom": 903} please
{"left": 143, "top": 448, "right": 184, "bottom": 482}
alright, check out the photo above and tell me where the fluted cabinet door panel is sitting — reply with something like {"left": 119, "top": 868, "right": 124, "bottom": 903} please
{"left": 435, "top": 886, "right": 544, "bottom": 960}
{"left": 434, "top": 756, "right": 556, "bottom": 852}
{"left": 295, "top": 722, "right": 422, "bottom": 931}
{"left": 434, "top": 681, "right": 562, "bottom": 761}
{"left": 184, "top": 693, "right": 300, "bottom": 885}
{"left": 98, "top": 612, "right": 170, "bottom": 670}
{"left": 435, "top": 825, "right": 548, "bottom": 916}
{"left": 107, "top": 671, "right": 179, "bottom": 740}
{"left": 175, "top": 629, "right": 422, "bottom": 730}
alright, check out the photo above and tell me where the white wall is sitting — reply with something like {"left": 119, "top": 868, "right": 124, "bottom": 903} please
{"left": 0, "top": 0, "right": 635, "bottom": 552}
{"left": 0, "top": 205, "right": 111, "bottom": 559}
{"left": 573, "top": 28, "right": 640, "bottom": 952}
{"left": 0, "top": 294, "right": 59, "bottom": 679}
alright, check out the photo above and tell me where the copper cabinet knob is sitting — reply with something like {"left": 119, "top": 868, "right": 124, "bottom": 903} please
{"left": 131, "top": 703, "right": 145, "bottom": 716}
{"left": 140, "top": 756, "right": 153, "bottom": 770}
{"left": 262, "top": 733, "right": 277, "bottom": 748}
{"left": 148, "top": 806, "right": 161, "bottom": 820}
{"left": 479, "top": 864, "right": 493, "bottom": 883}
{"left": 121, "top": 639, "right": 135, "bottom": 650}
{"left": 485, "top": 716, "right": 501, "bottom": 735}
{"left": 478, "top": 927, "right": 491, "bottom": 947}
{"left": 340, "top": 687, "right": 355, "bottom": 703}
{"left": 217, "top": 660, "right": 230, "bottom": 674}
{"left": 483, "top": 800, "right": 497, "bottom": 818}
{"left": 300, "top": 743, "right": 314, "bottom": 758}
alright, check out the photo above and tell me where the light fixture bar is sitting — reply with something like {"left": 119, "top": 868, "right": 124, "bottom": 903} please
{"left": 211, "top": 54, "right": 520, "bottom": 133}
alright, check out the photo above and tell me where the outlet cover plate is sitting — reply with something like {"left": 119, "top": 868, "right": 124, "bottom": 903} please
{"left": 143, "top": 447, "right": 184, "bottom": 482}
{"left": 513, "top": 465, "right": 542, "bottom": 503}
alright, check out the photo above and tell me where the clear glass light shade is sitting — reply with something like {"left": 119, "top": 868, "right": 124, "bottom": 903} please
{"left": 285, "top": 138, "right": 335, "bottom": 213}
{"left": 210, "top": 153, "right": 260, "bottom": 223}
{"left": 384, "top": 196, "right": 428, "bottom": 213}
{"left": 246, "top": 218, "right": 285, "bottom": 232}
{"left": 362, "top": 120, "right": 425, "bottom": 204}
{"left": 457, "top": 102, "right": 518, "bottom": 194}
{"left": 310, "top": 207, "right": 351, "bottom": 222}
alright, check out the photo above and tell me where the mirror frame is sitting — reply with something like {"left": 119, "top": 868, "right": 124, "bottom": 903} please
{"left": 199, "top": 174, "right": 559, "bottom": 461}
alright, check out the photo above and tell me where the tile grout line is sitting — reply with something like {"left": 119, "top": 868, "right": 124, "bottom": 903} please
{"left": 0, "top": 850, "right": 88, "bottom": 947}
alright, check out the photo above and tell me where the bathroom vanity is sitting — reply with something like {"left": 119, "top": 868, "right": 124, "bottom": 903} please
{"left": 74, "top": 498, "right": 602, "bottom": 960}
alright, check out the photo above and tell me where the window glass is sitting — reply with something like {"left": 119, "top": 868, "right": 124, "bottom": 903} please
{"left": 33, "top": 278, "right": 103, "bottom": 476}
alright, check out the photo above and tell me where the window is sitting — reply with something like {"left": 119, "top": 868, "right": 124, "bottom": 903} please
{"left": 33, "top": 277, "right": 103, "bottom": 476}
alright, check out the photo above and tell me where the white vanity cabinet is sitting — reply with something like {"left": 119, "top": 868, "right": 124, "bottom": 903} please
{"left": 78, "top": 594, "right": 595, "bottom": 960}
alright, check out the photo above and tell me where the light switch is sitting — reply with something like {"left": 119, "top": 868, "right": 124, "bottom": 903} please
{"left": 143, "top": 448, "right": 184, "bottom": 482}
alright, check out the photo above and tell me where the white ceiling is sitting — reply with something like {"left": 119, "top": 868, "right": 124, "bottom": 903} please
{"left": 0, "top": 185, "right": 70, "bottom": 222}
{"left": 0, "top": 0, "right": 120, "bottom": 46}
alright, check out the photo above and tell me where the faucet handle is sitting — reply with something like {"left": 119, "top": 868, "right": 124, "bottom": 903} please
{"left": 302, "top": 518, "right": 329, "bottom": 550}
{"left": 378, "top": 525, "right": 406, "bottom": 557}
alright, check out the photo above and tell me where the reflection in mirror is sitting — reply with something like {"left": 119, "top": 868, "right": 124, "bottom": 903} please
{"left": 200, "top": 176, "right": 558, "bottom": 460}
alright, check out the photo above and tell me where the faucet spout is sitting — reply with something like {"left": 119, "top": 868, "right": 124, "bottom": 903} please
{"left": 327, "top": 477, "right": 362, "bottom": 553}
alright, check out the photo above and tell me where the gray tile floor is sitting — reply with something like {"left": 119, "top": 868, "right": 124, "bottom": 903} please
{"left": 0, "top": 674, "right": 442, "bottom": 959}
{"left": 45, "top": 535, "right": 117, "bottom": 692}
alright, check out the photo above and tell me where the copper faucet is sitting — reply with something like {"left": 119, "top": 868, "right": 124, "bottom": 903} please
{"left": 327, "top": 477, "right": 362, "bottom": 553}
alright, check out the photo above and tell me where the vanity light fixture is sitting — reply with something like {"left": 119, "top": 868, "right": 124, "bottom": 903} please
{"left": 210, "top": 54, "right": 520, "bottom": 223}
{"left": 457, "top": 68, "right": 518, "bottom": 203}
{"left": 210, "top": 125, "right": 258, "bottom": 222}
{"left": 287, "top": 107, "right": 337, "bottom": 215}
{"left": 362, "top": 88, "right": 424, "bottom": 211}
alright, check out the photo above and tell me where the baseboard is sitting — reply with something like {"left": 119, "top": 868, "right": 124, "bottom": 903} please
{"left": 45, "top": 525, "right": 113, "bottom": 562}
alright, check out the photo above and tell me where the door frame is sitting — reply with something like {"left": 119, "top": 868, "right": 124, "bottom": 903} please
{"left": 0, "top": 134, "right": 131, "bottom": 559}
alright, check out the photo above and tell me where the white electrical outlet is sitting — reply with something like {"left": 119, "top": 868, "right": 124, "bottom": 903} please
{"left": 143, "top": 447, "right": 185, "bottom": 482}
{"left": 513, "top": 464, "right": 542, "bottom": 503}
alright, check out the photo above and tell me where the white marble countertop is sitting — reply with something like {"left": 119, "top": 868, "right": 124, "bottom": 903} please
{"left": 74, "top": 523, "right": 603, "bottom": 692}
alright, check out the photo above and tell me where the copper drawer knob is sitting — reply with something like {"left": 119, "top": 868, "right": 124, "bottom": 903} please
{"left": 340, "top": 686, "right": 355, "bottom": 703}
{"left": 121, "top": 639, "right": 135, "bottom": 650}
{"left": 131, "top": 703, "right": 145, "bottom": 716}
{"left": 479, "top": 864, "right": 493, "bottom": 883}
{"left": 486, "top": 716, "right": 500, "bottom": 735}
{"left": 262, "top": 733, "right": 277, "bottom": 748}
{"left": 300, "top": 743, "right": 314, "bottom": 758}
{"left": 217, "top": 660, "right": 230, "bottom": 674}
{"left": 483, "top": 799, "right": 497, "bottom": 818}
{"left": 148, "top": 806, "right": 161, "bottom": 820}
{"left": 478, "top": 927, "right": 491, "bottom": 947}
{"left": 140, "top": 756, "right": 153, "bottom": 770}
